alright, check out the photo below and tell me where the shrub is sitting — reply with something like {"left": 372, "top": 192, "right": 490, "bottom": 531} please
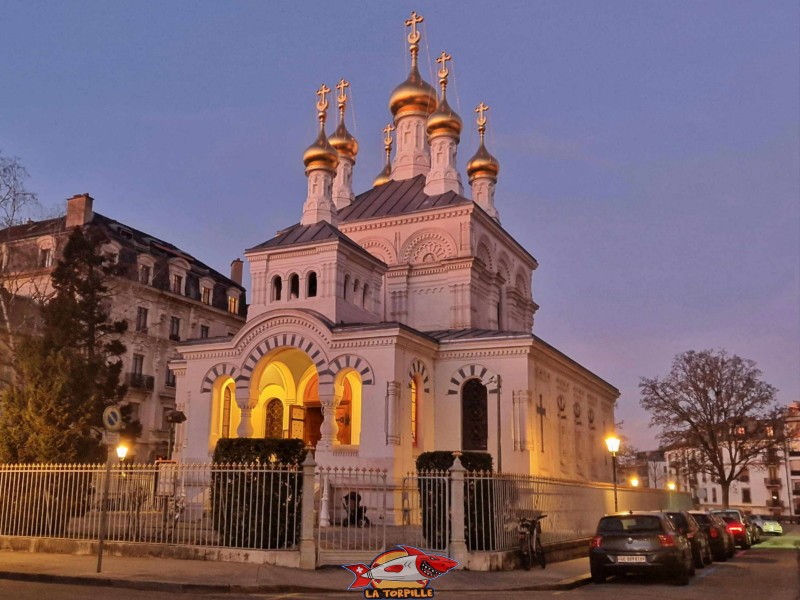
{"left": 415, "top": 451, "right": 496, "bottom": 551}
{"left": 211, "top": 438, "right": 307, "bottom": 549}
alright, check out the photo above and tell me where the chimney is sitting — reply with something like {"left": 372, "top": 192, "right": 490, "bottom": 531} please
{"left": 230, "top": 259, "right": 243, "bottom": 285}
{"left": 65, "top": 193, "right": 94, "bottom": 228}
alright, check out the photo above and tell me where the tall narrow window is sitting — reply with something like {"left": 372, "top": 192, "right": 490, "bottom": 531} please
{"left": 343, "top": 274, "right": 350, "bottom": 300}
{"left": 353, "top": 279, "right": 361, "bottom": 306}
{"left": 201, "top": 287, "right": 212, "bottom": 304}
{"left": 139, "top": 265, "right": 151, "bottom": 285}
{"left": 169, "top": 316, "right": 181, "bottom": 341}
{"left": 136, "top": 307, "right": 148, "bottom": 332}
{"left": 222, "top": 386, "right": 232, "bottom": 438}
{"left": 742, "top": 488, "right": 752, "bottom": 503}
{"left": 227, "top": 296, "right": 239, "bottom": 314}
{"left": 272, "top": 276, "right": 282, "bottom": 301}
{"left": 411, "top": 377, "right": 419, "bottom": 447}
{"left": 200, "top": 324, "right": 209, "bottom": 339}
{"left": 39, "top": 248, "right": 53, "bottom": 268}
{"left": 362, "top": 284, "right": 369, "bottom": 309}
{"left": 165, "top": 366, "right": 176, "bottom": 388}
{"left": 132, "top": 353, "right": 144, "bottom": 375}
{"left": 172, "top": 274, "right": 183, "bottom": 295}
{"left": 307, "top": 272, "right": 317, "bottom": 297}
{"left": 461, "top": 379, "right": 488, "bottom": 451}
{"left": 289, "top": 274, "right": 300, "bottom": 299}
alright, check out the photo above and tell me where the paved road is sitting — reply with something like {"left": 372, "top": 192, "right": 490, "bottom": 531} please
{"left": 1, "top": 531, "right": 797, "bottom": 599}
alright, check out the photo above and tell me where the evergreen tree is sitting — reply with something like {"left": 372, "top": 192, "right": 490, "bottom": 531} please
{"left": 0, "top": 227, "right": 136, "bottom": 463}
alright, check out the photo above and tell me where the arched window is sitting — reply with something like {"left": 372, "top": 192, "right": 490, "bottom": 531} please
{"left": 353, "top": 279, "right": 360, "bottom": 306}
{"left": 272, "top": 276, "right": 282, "bottom": 301}
{"left": 222, "top": 385, "right": 232, "bottom": 438}
{"left": 289, "top": 273, "right": 300, "bottom": 299}
{"left": 265, "top": 398, "right": 284, "bottom": 439}
{"left": 362, "top": 284, "right": 369, "bottom": 309}
{"left": 343, "top": 274, "right": 350, "bottom": 300}
{"left": 307, "top": 271, "right": 317, "bottom": 297}
{"left": 461, "top": 379, "right": 488, "bottom": 451}
{"left": 411, "top": 377, "right": 420, "bottom": 447}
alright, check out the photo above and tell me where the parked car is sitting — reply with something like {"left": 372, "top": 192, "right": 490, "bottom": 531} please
{"left": 712, "top": 509, "right": 760, "bottom": 547}
{"left": 690, "top": 511, "right": 733, "bottom": 561}
{"left": 663, "top": 511, "right": 712, "bottom": 568}
{"left": 589, "top": 512, "right": 695, "bottom": 586}
{"left": 749, "top": 514, "right": 783, "bottom": 536}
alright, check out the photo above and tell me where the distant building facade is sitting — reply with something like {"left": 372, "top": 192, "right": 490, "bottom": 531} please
{"left": 0, "top": 193, "right": 246, "bottom": 461}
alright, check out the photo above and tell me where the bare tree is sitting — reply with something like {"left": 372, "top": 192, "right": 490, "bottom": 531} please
{"left": 0, "top": 152, "right": 49, "bottom": 385}
{"left": 640, "top": 349, "right": 782, "bottom": 507}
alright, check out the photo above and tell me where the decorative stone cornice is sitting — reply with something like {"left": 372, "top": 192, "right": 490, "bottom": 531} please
{"left": 339, "top": 206, "right": 472, "bottom": 233}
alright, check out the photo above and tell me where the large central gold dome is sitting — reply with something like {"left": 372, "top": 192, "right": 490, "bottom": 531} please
{"left": 389, "top": 64, "right": 438, "bottom": 118}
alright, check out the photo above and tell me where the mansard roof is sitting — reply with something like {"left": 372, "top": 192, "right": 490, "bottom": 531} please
{"left": 338, "top": 174, "right": 470, "bottom": 222}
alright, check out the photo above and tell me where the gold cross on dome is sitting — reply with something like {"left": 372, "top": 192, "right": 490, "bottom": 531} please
{"left": 315, "top": 83, "right": 331, "bottom": 114}
{"left": 436, "top": 51, "right": 452, "bottom": 81}
{"left": 405, "top": 11, "right": 423, "bottom": 45}
{"left": 475, "top": 102, "right": 489, "bottom": 128}
{"left": 336, "top": 78, "right": 350, "bottom": 106}
{"left": 382, "top": 123, "right": 395, "bottom": 147}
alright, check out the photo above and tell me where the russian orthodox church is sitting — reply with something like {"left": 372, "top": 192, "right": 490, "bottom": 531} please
{"left": 172, "top": 13, "right": 619, "bottom": 481}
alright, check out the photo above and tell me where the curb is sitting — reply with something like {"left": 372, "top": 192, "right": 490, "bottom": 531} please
{"left": 0, "top": 569, "right": 592, "bottom": 594}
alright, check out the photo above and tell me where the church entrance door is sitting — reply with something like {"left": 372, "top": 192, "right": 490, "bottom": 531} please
{"left": 462, "top": 379, "right": 488, "bottom": 451}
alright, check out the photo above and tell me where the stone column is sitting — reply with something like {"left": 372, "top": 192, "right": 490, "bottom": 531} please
{"left": 449, "top": 456, "right": 468, "bottom": 568}
{"left": 385, "top": 381, "right": 400, "bottom": 445}
{"left": 318, "top": 391, "right": 338, "bottom": 449}
{"left": 237, "top": 406, "right": 254, "bottom": 438}
{"left": 298, "top": 452, "right": 317, "bottom": 569}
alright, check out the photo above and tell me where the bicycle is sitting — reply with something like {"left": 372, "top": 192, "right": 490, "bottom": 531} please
{"left": 518, "top": 513, "right": 547, "bottom": 570}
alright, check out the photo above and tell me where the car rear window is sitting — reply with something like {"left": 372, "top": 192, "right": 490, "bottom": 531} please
{"left": 598, "top": 516, "right": 664, "bottom": 533}
{"left": 715, "top": 511, "right": 739, "bottom": 520}
{"left": 666, "top": 513, "right": 688, "bottom": 529}
{"left": 691, "top": 513, "right": 711, "bottom": 525}
{"left": 721, "top": 516, "right": 738, "bottom": 524}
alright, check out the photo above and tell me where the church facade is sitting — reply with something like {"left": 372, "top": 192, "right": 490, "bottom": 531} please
{"left": 172, "top": 13, "right": 619, "bottom": 481}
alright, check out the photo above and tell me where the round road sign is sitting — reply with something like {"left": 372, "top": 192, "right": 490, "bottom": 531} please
{"left": 102, "top": 406, "right": 123, "bottom": 432}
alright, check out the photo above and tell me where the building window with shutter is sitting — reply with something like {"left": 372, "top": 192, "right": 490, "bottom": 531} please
{"left": 169, "top": 316, "right": 181, "bottom": 341}
{"left": 136, "top": 307, "right": 148, "bottom": 332}
{"left": 742, "top": 488, "right": 751, "bottom": 503}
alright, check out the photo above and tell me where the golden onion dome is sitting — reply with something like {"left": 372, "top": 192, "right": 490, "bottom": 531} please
{"left": 467, "top": 140, "right": 500, "bottom": 181}
{"left": 302, "top": 125, "right": 340, "bottom": 173}
{"left": 426, "top": 93, "right": 462, "bottom": 141}
{"left": 389, "top": 64, "right": 438, "bottom": 118}
{"left": 328, "top": 120, "right": 359, "bottom": 161}
{"left": 373, "top": 162, "right": 392, "bottom": 187}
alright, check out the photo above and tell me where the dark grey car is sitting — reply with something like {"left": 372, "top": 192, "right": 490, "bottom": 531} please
{"left": 589, "top": 512, "right": 695, "bottom": 585}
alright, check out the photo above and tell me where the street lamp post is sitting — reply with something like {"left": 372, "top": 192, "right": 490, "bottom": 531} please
{"left": 667, "top": 480, "right": 676, "bottom": 510}
{"left": 97, "top": 443, "right": 127, "bottom": 573}
{"left": 605, "top": 436, "right": 620, "bottom": 512}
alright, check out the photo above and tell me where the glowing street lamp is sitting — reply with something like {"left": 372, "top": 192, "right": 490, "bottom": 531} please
{"left": 667, "top": 481, "right": 676, "bottom": 491}
{"left": 116, "top": 444, "right": 128, "bottom": 461}
{"left": 666, "top": 481, "right": 676, "bottom": 510}
{"left": 630, "top": 477, "right": 640, "bottom": 488}
{"left": 605, "top": 435, "right": 621, "bottom": 512}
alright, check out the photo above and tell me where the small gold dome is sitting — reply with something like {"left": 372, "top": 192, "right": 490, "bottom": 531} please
{"left": 329, "top": 120, "right": 359, "bottom": 161}
{"left": 426, "top": 93, "right": 462, "bottom": 141}
{"left": 303, "top": 126, "right": 339, "bottom": 173}
{"left": 467, "top": 140, "right": 500, "bottom": 181}
{"left": 389, "top": 64, "right": 438, "bottom": 118}
{"left": 373, "top": 162, "right": 392, "bottom": 187}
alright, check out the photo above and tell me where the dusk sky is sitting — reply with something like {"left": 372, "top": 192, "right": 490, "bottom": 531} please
{"left": 2, "top": 1, "right": 798, "bottom": 450}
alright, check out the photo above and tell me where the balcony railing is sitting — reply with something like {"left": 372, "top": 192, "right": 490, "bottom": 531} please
{"left": 767, "top": 499, "right": 784, "bottom": 509}
{"left": 127, "top": 372, "right": 154, "bottom": 391}
{"left": 764, "top": 477, "right": 782, "bottom": 487}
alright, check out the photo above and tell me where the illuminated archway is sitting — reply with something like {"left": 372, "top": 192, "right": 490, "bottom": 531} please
{"left": 334, "top": 369, "right": 362, "bottom": 446}
{"left": 209, "top": 377, "right": 242, "bottom": 453}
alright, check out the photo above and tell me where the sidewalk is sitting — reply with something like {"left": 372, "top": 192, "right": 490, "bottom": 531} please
{"left": 0, "top": 550, "right": 591, "bottom": 594}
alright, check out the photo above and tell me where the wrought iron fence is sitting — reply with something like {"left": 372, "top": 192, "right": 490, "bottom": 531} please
{"left": 0, "top": 462, "right": 302, "bottom": 551}
{"left": 316, "top": 466, "right": 387, "bottom": 563}
{"left": 400, "top": 470, "right": 450, "bottom": 553}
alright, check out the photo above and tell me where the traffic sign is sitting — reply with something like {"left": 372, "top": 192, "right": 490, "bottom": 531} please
{"left": 102, "top": 406, "right": 123, "bottom": 432}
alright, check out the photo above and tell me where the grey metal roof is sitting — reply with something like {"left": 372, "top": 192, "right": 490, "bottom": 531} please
{"left": 424, "top": 328, "right": 534, "bottom": 341}
{"left": 338, "top": 175, "right": 471, "bottom": 223}
{"left": 247, "top": 221, "right": 345, "bottom": 251}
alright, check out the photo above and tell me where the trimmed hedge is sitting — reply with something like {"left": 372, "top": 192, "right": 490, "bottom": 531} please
{"left": 212, "top": 437, "right": 307, "bottom": 465}
{"left": 415, "top": 451, "right": 496, "bottom": 551}
{"left": 211, "top": 438, "right": 307, "bottom": 549}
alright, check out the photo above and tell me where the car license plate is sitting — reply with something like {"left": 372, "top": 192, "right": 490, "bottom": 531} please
{"left": 616, "top": 555, "right": 646, "bottom": 563}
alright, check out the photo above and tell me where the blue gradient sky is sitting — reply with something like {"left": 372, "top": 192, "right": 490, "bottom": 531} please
{"left": 2, "top": 1, "right": 798, "bottom": 449}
